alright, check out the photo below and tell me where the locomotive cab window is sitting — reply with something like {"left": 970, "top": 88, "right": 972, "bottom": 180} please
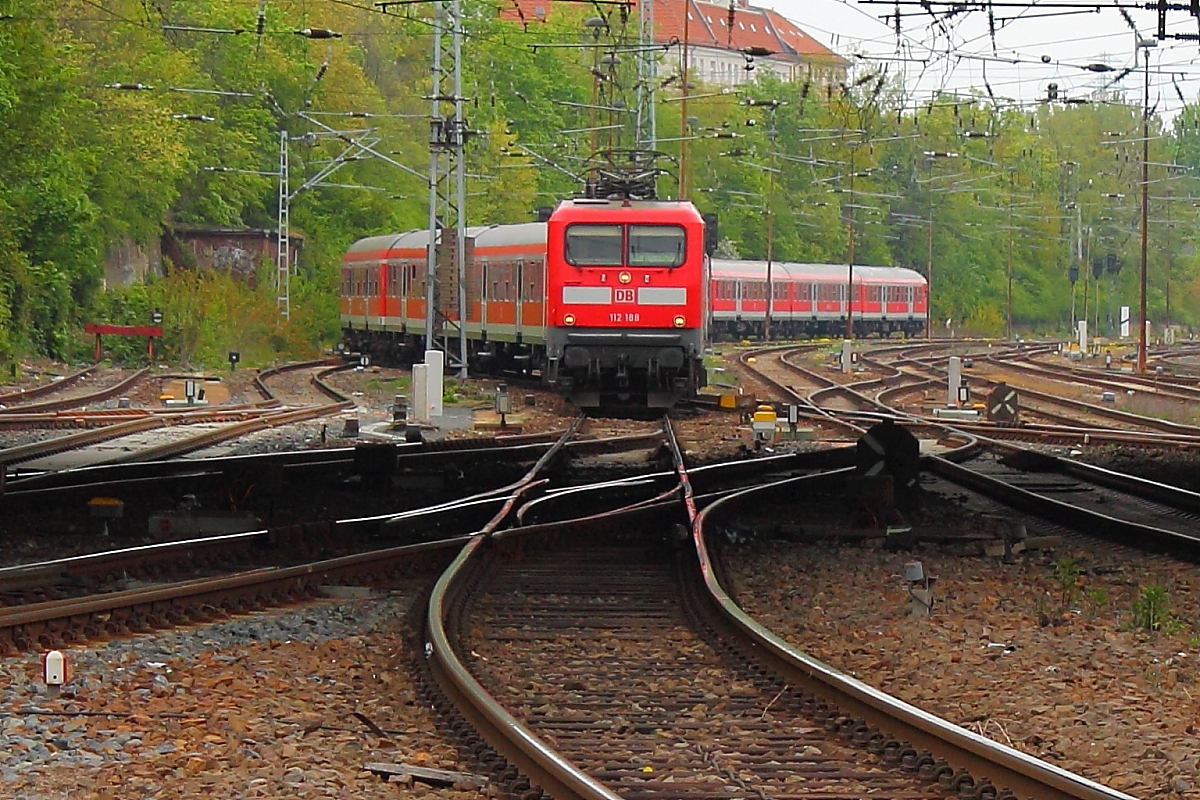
{"left": 565, "top": 224, "right": 623, "bottom": 266}
{"left": 628, "top": 225, "right": 686, "bottom": 267}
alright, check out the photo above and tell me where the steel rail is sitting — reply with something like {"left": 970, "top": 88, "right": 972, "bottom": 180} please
{"left": 0, "top": 369, "right": 149, "bottom": 415}
{"left": 424, "top": 416, "right": 651, "bottom": 800}
{"left": 0, "top": 366, "right": 99, "bottom": 405}
{"left": 925, "top": 455, "right": 1200, "bottom": 558}
{"left": 888, "top": 353, "right": 1200, "bottom": 436}
{"left": 2, "top": 428, "right": 574, "bottom": 492}
{"left": 0, "top": 418, "right": 624, "bottom": 606}
{"left": 1001, "top": 350, "right": 1200, "bottom": 400}
{"left": 692, "top": 470, "right": 1138, "bottom": 800}
{"left": 0, "top": 535, "right": 470, "bottom": 653}
{"left": 103, "top": 402, "right": 355, "bottom": 464}
{"left": 0, "top": 407, "right": 299, "bottom": 468}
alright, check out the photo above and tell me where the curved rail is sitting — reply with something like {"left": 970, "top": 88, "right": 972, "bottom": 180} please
{"left": 0, "top": 366, "right": 100, "bottom": 405}
{"left": 0, "top": 369, "right": 149, "bottom": 415}
{"left": 425, "top": 415, "right": 623, "bottom": 800}
{"left": 692, "top": 472, "right": 1136, "bottom": 800}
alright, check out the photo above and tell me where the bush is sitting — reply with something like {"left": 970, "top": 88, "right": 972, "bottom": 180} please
{"left": 77, "top": 268, "right": 329, "bottom": 368}
{"left": 1131, "top": 585, "right": 1182, "bottom": 633}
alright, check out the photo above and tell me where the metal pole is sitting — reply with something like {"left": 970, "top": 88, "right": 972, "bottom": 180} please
{"left": 1072, "top": 201, "right": 1081, "bottom": 331}
{"left": 424, "top": 2, "right": 443, "bottom": 351}
{"left": 845, "top": 153, "right": 855, "bottom": 340}
{"left": 1007, "top": 192, "right": 1014, "bottom": 340}
{"left": 1082, "top": 227, "right": 1090, "bottom": 330}
{"left": 926, "top": 190, "right": 933, "bottom": 341}
{"left": 679, "top": 2, "right": 690, "bottom": 199}
{"left": 1166, "top": 194, "right": 1172, "bottom": 328}
{"left": 635, "top": 0, "right": 656, "bottom": 151}
{"left": 453, "top": 0, "right": 467, "bottom": 380}
{"left": 1138, "top": 43, "right": 1151, "bottom": 374}
{"left": 764, "top": 165, "right": 774, "bottom": 341}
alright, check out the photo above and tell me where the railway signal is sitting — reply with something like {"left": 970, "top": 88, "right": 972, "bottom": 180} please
{"left": 986, "top": 383, "right": 1020, "bottom": 424}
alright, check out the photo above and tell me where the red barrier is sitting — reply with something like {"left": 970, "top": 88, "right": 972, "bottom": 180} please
{"left": 84, "top": 324, "right": 164, "bottom": 361}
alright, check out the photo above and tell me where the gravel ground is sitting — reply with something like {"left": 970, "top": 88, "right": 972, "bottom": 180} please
{"left": 0, "top": 587, "right": 478, "bottom": 799}
{"left": 724, "top": 499, "right": 1200, "bottom": 800}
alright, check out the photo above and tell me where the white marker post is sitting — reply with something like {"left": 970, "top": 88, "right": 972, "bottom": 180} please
{"left": 424, "top": 349, "right": 444, "bottom": 420}
{"left": 411, "top": 364, "right": 429, "bottom": 423}
{"left": 947, "top": 356, "right": 962, "bottom": 407}
{"left": 841, "top": 340, "right": 853, "bottom": 374}
{"left": 1078, "top": 320, "right": 1088, "bottom": 354}
{"left": 43, "top": 650, "right": 67, "bottom": 697}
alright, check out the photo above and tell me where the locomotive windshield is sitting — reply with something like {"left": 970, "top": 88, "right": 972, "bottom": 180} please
{"left": 564, "top": 223, "right": 687, "bottom": 267}
{"left": 564, "top": 224, "right": 623, "bottom": 266}
{"left": 628, "top": 225, "right": 686, "bottom": 267}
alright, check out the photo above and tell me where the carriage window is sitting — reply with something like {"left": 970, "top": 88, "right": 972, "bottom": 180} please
{"left": 565, "top": 224, "right": 622, "bottom": 266}
{"left": 628, "top": 225, "right": 686, "bottom": 267}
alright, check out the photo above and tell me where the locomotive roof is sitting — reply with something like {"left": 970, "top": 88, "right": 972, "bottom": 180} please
{"left": 711, "top": 260, "right": 926, "bottom": 284}
{"left": 551, "top": 198, "right": 704, "bottom": 224}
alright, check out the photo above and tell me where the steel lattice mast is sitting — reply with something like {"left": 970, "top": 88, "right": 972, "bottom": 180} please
{"left": 635, "top": 0, "right": 657, "bottom": 150}
{"left": 425, "top": 0, "right": 469, "bottom": 378}
{"left": 276, "top": 129, "right": 291, "bottom": 319}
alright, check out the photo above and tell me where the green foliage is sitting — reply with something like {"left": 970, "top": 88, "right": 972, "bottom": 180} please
{"left": 81, "top": 269, "right": 323, "bottom": 368}
{"left": 1053, "top": 556, "right": 1082, "bottom": 610}
{"left": 1131, "top": 585, "right": 1180, "bottom": 633}
{"left": 1085, "top": 587, "right": 1108, "bottom": 617}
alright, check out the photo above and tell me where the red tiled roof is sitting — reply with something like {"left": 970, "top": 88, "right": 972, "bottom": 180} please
{"left": 500, "top": 0, "right": 845, "bottom": 65}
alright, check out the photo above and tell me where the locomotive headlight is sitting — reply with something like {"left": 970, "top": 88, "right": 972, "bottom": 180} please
{"left": 563, "top": 313, "right": 576, "bottom": 326}
{"left": 673, "top": 315, "right": 686, "bottom": 328}
{"left": 618, "top": 271, "right": 632, "bottom": 284}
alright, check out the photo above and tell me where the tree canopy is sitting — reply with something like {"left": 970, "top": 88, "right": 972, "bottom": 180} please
{"left": 0, "top": 0, "right": 1195, "bottom": 365}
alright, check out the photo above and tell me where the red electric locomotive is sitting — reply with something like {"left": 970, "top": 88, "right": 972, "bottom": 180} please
{"left": 544, "top": 198, "right": 709, "bottom": 407}
{"left": 339, "top": 199, "right": 711, "bottom": 408}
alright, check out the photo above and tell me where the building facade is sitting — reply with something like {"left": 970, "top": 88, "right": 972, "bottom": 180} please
{"left": 505, "top": 0, "right": 847, "bottom": 90}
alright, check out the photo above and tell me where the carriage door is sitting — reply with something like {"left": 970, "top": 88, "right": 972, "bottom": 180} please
{"left": 514, "top": 260, "right": 524, "bottom": 341}
{"left": 479, "top": 260, "right": 489, "bottom": 330}
{"left": 735, "top": 280, "right": 743, "bottom": 319}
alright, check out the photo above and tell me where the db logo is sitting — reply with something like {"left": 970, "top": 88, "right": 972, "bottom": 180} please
{"left": 614, "top": 289, "right": 635, "bottom": 303}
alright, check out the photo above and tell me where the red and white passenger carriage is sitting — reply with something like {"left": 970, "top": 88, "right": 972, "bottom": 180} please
{"left": 709, "top": 260, "right": 927, "bottom": 339}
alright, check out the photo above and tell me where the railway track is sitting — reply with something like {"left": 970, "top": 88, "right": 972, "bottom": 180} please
{"left": 425, "top": 414, "right": 1132, "bottom": 800}
{"left": 0, "top": 364, "right": 1181, "bottom": 799}
{"left": 0, "top": 367, "right": 148, "bottom": 415}
{"left": 0, "top": 415, "right": 591, "bottom": 653}
{"left": 0, "top": 360, "right": 354, "bottom": 472}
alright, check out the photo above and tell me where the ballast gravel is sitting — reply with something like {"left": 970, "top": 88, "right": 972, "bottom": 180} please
{"left": 0, "top": 592, "right": 479, "bottom": 799}
{"left": 726, "top": 536, "right": 1200, "bottom": 800}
